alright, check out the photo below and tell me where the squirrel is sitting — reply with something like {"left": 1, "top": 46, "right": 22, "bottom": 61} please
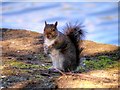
{"left": 43, "top": 21, "right": 84, "bottom": 72}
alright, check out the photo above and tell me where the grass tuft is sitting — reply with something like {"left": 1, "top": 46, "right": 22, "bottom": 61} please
{"left": 77, "top": 55, "right": 119, "bottom": 72}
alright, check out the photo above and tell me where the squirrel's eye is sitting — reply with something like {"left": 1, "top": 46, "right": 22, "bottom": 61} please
{"left": 52, "top": 29, "right": 55, "bottom": 31}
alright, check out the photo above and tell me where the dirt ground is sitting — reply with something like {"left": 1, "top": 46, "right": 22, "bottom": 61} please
{"left": 0, "top": 28, "right": 119, "bottom": 89}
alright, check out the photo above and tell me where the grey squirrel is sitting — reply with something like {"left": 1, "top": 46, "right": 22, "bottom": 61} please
{"left": 43, "top": 21, "right": 84, "bottom": 72}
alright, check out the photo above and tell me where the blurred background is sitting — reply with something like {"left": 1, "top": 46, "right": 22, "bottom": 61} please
{"left": 1, "top": 2, "right": 118, "bottom": 45}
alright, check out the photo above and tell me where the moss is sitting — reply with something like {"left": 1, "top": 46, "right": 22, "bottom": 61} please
{"left": 2, "top": 67, "right": 29, "bottom": 76}
{"left": 2, "top": 63, "right": 44, "bottom": 82}
{"left": 38, "top": 54, "right": 46, "bottom": 60}
{"left": 44, "top": 65, "right": 51, "bottom": 69}
{"left": 2, "top": 58, "right": 47, "bottom": 76}
{"left": 77, "top": 55, "right": 119, "bottom": 72}
{"left": 8, "top": 60, "right": 44, "bottom": 69}
{"left": 34, "top": 75, "right": 43, "bottom": 80}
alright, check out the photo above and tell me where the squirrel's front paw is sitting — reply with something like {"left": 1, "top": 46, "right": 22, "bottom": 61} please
{"left": 44, "top": 45, "right": 51, "bottom": 54}
{"left": 48, "top": 45, "right": 53, "bottom": 49}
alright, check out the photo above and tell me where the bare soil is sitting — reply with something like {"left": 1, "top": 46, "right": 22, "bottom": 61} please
{"left": 0, "top": 28, "right": 119, "bottom": 89}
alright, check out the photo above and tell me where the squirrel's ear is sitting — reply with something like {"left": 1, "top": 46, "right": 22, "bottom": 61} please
{"left": 45, "top": 21, "right": 47, "bottom": 25}
{"left": 55, "top": 21, "right": 58, "bottom": 27}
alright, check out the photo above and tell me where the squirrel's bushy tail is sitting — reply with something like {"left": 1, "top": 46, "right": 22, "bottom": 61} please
{"left": 64, "top": 23, "right": 84, "bottom": 66}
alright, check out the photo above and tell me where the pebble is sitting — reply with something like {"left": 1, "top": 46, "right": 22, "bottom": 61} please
{"left": 17, "top": 51, "right": 20, "bottom": 53}
{"left": 1, "top": 75, "right": 6, "bottom": 78}
{"left": 0, "top": 86, "right": 5, "bottom": 89}
{"left": 41, "top": 64, "right": 45, "bottom": 66}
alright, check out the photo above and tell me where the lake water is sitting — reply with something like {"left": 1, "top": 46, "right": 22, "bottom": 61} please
{"left": 1, "top": 2, "right": 118, "bottom": 45}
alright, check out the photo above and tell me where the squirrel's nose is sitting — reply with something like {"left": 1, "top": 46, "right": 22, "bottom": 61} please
{"left": 47, "top": 35, "right": 49, "bottom": 38}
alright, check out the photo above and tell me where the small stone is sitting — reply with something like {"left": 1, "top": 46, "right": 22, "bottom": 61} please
{"left": 0, "top": 87, "right": 5, "bottom": 89}
{"left": 41, "top": 64, "right": 45, "bottom": 66}
{"left": 17, "top": 51, "right": 20, "bottom": 53}
{"left": 1, "top": 76, "right": 6, "bottom": 78}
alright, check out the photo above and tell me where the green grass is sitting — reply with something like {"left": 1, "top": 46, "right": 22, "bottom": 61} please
{"left": 10, "top": 61, "right": 40, "bottom": 69}
{"left": 77, "top": 55, "right": 119, "bottom": 72}
{"left": 4, "top": 59, "right": 47, "bottom": 70}
{"left": 38, "top": 54, "right": 46, "bottom": 60}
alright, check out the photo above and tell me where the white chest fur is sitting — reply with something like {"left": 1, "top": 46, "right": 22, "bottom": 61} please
{"left": 44, "top": 37, "right": 65, "bottom": 70}
{"left": 44, "top": 38, "right": 56, "bottom": 46}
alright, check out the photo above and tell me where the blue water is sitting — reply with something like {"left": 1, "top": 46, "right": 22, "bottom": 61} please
{"left": 1, "top": 2, "right": 118, "bottom": 45}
